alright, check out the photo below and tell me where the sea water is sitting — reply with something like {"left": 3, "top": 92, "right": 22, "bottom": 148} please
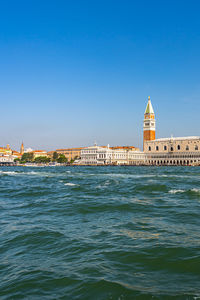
{"left": 0, "top": 166, "right": 200, "bottom": 299}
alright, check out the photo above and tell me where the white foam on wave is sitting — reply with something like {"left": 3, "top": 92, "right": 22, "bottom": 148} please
{"left": 64, "top": 182, "right": 79, "bottom": 186}
{"left": 191, "top": 188, "right": 200, "bottom": 193}
{"left": 105, "top": 173, "right": 192, "bottom": 179}
{"left": 25, "top": 171, "right": 63, "bottom": 177}
{"left": 0, "top": 170, "right": 61, "bottom": 177}
{"left": 0, "top": 171, "right": 17, "bottom": 175}
{"left": 169, "top": 189, "right": 185, "bottom": 194}
{"left": 169, "top": 188, "right": 200, "bottom": 194}
{"left": 0, "top": 170, "right": 44, "bottom": 176}
{"left": 105, "top": 173, "right": 156, "bottom": 179}
{"left": 27, "top": 171, "right": 38, "bottom": 175}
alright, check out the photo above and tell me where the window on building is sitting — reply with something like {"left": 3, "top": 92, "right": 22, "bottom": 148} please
{"left": 156, "top": 146, "right": 159, "bottom": 151}
{"left": 148, "top": 146, "right": 151, "bottom": 151}
{"left": 186, "top": 146, "right": 189, "bottom": 151}
{"left": 171, "top": 147, "right": 174, "bottom": 151}
{"left": 177, "top": 145, "right": 181, "bottom": 150}
{"left": 164, "top": 146, "right": 167, "bottom": 151}
{"left": 195, "top": 145, "right": 198, "bottom": 150}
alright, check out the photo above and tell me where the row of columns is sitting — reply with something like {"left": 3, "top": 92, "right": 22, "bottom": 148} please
{"left": 148, "top": 159, "right": 198, "bottom": 166}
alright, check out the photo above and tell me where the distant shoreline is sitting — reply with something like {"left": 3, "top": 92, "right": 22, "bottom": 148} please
{"left": 0, "top": 163, "right": 199, "bottom": 167}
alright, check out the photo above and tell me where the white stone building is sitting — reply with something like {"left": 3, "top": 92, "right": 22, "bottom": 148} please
{"left": 144, "top": 136, "right": 200, "bottom": 166}
{"left": 0, "top": 155, "right": 14, "bottom": 164}
{"left": 80, "top": 144, "right": 145, "bottom": 165}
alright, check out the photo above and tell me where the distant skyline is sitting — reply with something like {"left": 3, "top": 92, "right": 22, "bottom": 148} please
{"left": 1, "top": 0, "right": 200, "bottom": 151}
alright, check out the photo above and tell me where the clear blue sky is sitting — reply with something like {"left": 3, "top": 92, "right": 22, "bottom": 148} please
{"left": 0, "top": 0, "right": 200, "bottom": 151}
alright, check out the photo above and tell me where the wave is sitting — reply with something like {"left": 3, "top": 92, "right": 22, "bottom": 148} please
{"left": 169, "top": 189, "right": 185, "bottom": 194}
{"left": 191, "top": 188, "right": 200, "bottom": 193}
{"left": 0, "top": 171, "right": 17, "bottom": 175}
{"left": 64, "top": 183, "right": 79, "bottom": 186}
{"left": 0, "top": 170, "right": 65, "bottom": 177}
{"left": 103, "top": 173, "right": 198, "bottom": 180}
{"left": 169, "top": 188, "right": 200, "bottom": 194}
{"left": 0, "top": 170, "right": 41, "bottom": 176}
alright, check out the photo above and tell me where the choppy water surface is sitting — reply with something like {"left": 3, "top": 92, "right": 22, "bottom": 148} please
{"left": 0, "top": 166, "right": 200, "bottom": 299}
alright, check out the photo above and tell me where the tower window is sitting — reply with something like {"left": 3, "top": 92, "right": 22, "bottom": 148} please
{"left": 171, "top": 147, "right": 174, "bottom": 151}
{"left": 177, "top": 145, "right": 181, "bottom": 150}
{"left": 148, "top": 146, "right": 151, "bottom": 151}
{"left": 156, "top": 146, "right": 159, "bottom": 151}
{"left": 186, "top": 146, "right": 189, "bottom": 151}
{"left": 164, "top": 146, "right": 167, "bottom": 151}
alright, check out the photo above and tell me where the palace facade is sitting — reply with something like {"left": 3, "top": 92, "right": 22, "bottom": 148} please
{"left": 143, "top": 98, "right": 200, "bottom": 166}
{"left": 144, "top": 136, "right": 200, "bottom": 166}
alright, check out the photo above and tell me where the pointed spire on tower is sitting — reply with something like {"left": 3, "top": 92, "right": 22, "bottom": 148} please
{"left": 145, "top": 96, "right": 154, "bottom": 114}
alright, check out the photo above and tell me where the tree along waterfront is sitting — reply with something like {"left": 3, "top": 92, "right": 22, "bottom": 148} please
{"left": 14, "top": 152, "right": 75, "bottom": 165}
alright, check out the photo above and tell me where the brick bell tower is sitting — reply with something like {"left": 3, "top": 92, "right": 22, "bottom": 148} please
{"left": 143, "top": 96, "right": 156, "bottom": 149}
{"left": 20, "top": 142, "right": 24, "bottom": 155}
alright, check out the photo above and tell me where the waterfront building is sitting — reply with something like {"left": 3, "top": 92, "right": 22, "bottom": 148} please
{"left": 80, "top": 144, "right": 144, "bottom": 165}
{"left": 0, "top": 145, "right": 12, "bottom": 156}
{"left": 56, "top": 147, "right": 85, "bottom": 161}
{"left": 0, "top": 145, "right": 14, "bottom": 164}
{"left": 0, "top": 155, "right": 14, "bottom": 164}
{"left": 12, "top": 150, "right": 22, "bottom": 160}
{"left": 32, "top": 150, "right": 48, "bottom": 158}
{"left": 127, "top": 149, "right": 146, "bottom": 165}
{"left": 80, "top": 144, "right": 105, "bottom": 165}
{"left": 144, "top": 136, "right": 200, "bottom": 166}
{"left": 47, "top": 151, "right": 55, "bottom": 159}
{"left": 143, "top": 97, "right": 200, "bottom": 166}
{"left": 110, "top": 146, "right": 144, "bottom": 165}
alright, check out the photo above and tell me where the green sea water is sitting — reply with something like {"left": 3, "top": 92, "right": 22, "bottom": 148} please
{"left": 0, "top": 166, "right": 200, "bottom": 299}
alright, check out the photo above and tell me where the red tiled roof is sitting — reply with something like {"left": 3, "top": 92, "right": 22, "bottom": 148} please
{"left": 12, "top": 151, "right": 21, "bottom": 154}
